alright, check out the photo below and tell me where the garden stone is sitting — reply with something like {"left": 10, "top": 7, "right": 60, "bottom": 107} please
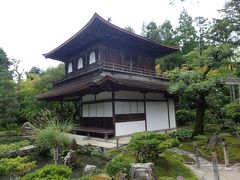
{"left": 129, "top": 162, "right": 157, "bottom": 180}
{"left": 177, "top": 176, "right": 184, "bottom": 180}
{"left": 70, "top": 139, "right": 78, "bottom": 151}
{"left": 63, "top": 149, "right": 78, "bottom": 167}
{"left": 83, "top": 164, "right": 97, "bottom": 176}
{"left": 207, "top": 135, "right": 223, "bottom": 147}
{"left": 21, "top": 122, "right": 35, "bottom": 136}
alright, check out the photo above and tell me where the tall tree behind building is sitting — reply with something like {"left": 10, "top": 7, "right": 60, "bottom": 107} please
{"left": 0, "top": 48, "right": 19, "bottom": 126}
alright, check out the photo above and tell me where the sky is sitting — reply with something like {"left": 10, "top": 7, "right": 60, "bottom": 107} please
{"left": 0, "top": 0, "right": 226, "bottom": 72}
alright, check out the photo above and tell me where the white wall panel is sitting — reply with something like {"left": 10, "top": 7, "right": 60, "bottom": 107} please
{"left": 83, "top": 104, "right": 89, "bottom": 117}
{"left": 89, "top": 104, "right": 97, "bottom": 117}
{"left": 146, "top": 102, "right": 169, "bottom": 131}
{"left": 137, "top": 102, "right": 144, "bottom": 113}
{"left": 97, "top": 103, "right": 104, "bottom": 117}
{"left": 82, "top": 94, "right": 95, "bottom": 102}
{"left": 115, "top": 91, "right": 144, "bottom": 99}
{"left": 115, "top": 102, "right": 123, "bottom": 114}
{"left": 96, "top": 91, "right": 112, "bottom": 100}
{"left": 122, "top": 102, "right": 130, "bottom": 114}
{"left": 130, "top": 102, "right": 138, "bottom": 114}
{"left": 104, "top": 102, "right": 112, "bottom": 117}
{"left": 116, "top": 121, "right": 145, "bottom": 136}
{"left": 168, "top": 99, "right": 176, "bottom": 128}
{"left": 145, "top": 93, "right": 166, "bottom": 100}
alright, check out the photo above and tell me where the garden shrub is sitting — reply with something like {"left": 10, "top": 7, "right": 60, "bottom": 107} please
{"left": 0, "top": 140, "right": 30, "bottom": 158}
{"left": 169, "top": 128, "right": 193, "bottom": 141}
{"left": 0, "top": 156, "right": 36, "bottom": 176}
{"left": 128, "top": 132, "right": 179, "bottom": 162}
{"left": 105, "top": 155, "right": 132, "bottom": 179}
{"left": 21, "top": 164, "right": 72, "bottom": 180}
{"left": 176, "top": 109, "right": 195, "bottom": 125}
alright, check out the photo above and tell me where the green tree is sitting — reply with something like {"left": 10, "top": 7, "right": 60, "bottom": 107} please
{"left": 17, "top": 64, "right": 64, "bottom": 121}
{"left": 0, "top": 48, "right": 19, "bottom": 126}
{"left": 125, "top": 26, "right": 135, "bottom": 33}
{"left": 168, "top": 44, "right": 233, "bottom": 136}
{"left": 176, "top": 9, "right": 197, "bottom": 55}
{"left": 209, "top": 0, "right": 240, "bottom": 46}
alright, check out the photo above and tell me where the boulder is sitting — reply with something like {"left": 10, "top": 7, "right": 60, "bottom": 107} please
{"left": 21, "top": 122, "right": 35, "bottom": 136}
{"left": 83, "top": 164, "right": 97, "bottom": 176}
{"left": 207, "top": 135, "right": 223, "bottom": 147}
{"left": 129, "top": 163, "right": 157, "bottom": 180}
{"left": 70, "top": 139, "right": 78, "bottom": 151}
{"left": 63, "top": 149, "right": 78, "bottom": 167}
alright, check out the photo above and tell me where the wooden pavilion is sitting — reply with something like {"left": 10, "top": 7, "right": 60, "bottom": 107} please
{"left": 36, "top": 13, "right": 179, "bottom": 139}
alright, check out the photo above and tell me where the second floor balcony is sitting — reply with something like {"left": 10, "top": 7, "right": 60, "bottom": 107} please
{"left": 53, "top": 61, "right": 159, "bottom": 86}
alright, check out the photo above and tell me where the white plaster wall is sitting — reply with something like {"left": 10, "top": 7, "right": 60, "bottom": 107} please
{"left": 82, "top": 94, "right": 95, "bottom": 102}
{"left": 146, "top": 102, "right": 169, "bottom": 131}
{"left": 83, "top": 102, "right": 112, "bottom": 117}
{"left": 115, "top": 91, "right": 144, "bottom": 99}
{"left": 96, "top": 91, "right": 112, "bottom": 100}
{"left": 97, "top": 103, "right": 104, "bottom": 117}
{"left": 103, "top": 102, "right": 112, "bottom": 117}
{"left": 89, "top": 104, "right": 97, "bottom": 117}
{"left": 115, "top": 102, "right": 144, "bottom": 114}
{"left": 116, "top": 121, "right": 145, "bottom": 136}
{"left": 145, "top": 93, "right": 166, "bottom": 100}
{"left": 138, "top": 102, "right": 144, "bottom": 113}
{"left": 130, "top": 102, "right": 138, "bottom": 113}
{"left": 83, "top": 104, "right": 89, "bottom": 117}
{"left": 168, "top": 99, "right": 176, "bottom": 128}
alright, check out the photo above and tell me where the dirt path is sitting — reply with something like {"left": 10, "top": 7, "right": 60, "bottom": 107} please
{"left": 172, "top": 148, "right": 240, "bottom": 180}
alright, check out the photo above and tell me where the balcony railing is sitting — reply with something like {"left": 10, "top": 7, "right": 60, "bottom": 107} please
{"left": 53, "top": 61, "right": 158, "bottom": 85}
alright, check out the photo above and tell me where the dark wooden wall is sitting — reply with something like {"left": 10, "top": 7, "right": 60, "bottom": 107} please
{"left": 64, "top": 45, "right": 156, "bottom": 75}
{"left": 99, "top": 46, "right": 155, "bottom": 71}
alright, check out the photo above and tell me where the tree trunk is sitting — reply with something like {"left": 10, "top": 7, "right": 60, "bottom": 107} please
{"left": 192, "top": 94, "right": 207, "bottom": 136}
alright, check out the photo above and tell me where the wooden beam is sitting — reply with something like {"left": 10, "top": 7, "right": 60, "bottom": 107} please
{"left": 143, "top": 93, "right": 147, "bottom": 131}
{"left": 112, "top": 91, "right": 116, "bottom": 137}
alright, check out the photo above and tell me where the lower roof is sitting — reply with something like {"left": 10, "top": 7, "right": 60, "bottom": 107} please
{"left": 36, "top": 71, "right": 169, "bottom": 101}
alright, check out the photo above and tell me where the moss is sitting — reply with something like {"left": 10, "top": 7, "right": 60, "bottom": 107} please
{"left": 155, "top": 151, "right": 197, "bottom": 180}
{"left": 180, "top": 133, "right": 240, "bottom": 164}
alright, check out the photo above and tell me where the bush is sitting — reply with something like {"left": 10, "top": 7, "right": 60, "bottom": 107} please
{"left": 169, "top": 128, "right": 193, "bottom": 141}
{"left": 176, "top": 109, "right": 195, "bottom": 125}
{"left": 0, "top": 140, "right": 30, "bottom": 158}
{"left": 0, "top": 156, "right": 36, "bottom": 176}
{"left": 106, "top": 155, "right": 132, "bottom": 179}
{"left": 21, "top": 164, "right": 72, "bottom": 180}
{"left": 128, "top": 132, "right": 179, "bottom": 162}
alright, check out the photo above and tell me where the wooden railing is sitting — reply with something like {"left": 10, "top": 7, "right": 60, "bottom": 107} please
{"left": 53, "top": 61, "right": 157, "bottom": 85}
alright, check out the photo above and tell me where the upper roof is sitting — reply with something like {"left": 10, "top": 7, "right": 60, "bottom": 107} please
{"left": 43, "top": 13, "right": 179, "bottom": 61}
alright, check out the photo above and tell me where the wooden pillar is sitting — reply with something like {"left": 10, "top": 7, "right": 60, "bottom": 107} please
{"left": 112, "top": 91, "right": 116, "bottom": 137}
{"left": 143, "top": 93, "right": 147, "bottom": 131}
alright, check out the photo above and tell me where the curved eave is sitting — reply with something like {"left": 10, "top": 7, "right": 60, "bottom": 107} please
{"left": 43, "top": 13, "right": 179, "bottom": 61}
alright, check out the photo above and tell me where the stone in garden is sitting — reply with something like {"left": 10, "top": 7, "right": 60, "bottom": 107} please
{"left": 63, "top": 149, "right": 78, "bottom": 167}
{"left": 129, "top": 162, "right": 157, "bottom": 180}
{"left": 21, "top": 122, "right": 35, "bottom": 136}
{"left": 177, "top": 176, "right": 184, "bottom": 180}
{"left": 207, "top": 135, "right": 223, "bottom": 147}
{"left": 83, "top": 164, "right": 97, "bottom": 176}
{"left": 70, "top": 138, "right": 78, "bottom": 151}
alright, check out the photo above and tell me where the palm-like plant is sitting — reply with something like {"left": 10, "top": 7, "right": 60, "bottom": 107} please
{"left": 34, "top": 109, "right": 73, "bottom": 164}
